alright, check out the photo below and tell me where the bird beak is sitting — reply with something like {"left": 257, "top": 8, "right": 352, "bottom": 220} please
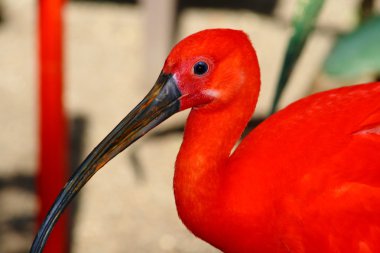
{"left": 30, "top": 72, "right": 181, "bottom": 253}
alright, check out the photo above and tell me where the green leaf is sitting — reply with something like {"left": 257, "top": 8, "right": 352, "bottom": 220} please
{"left": 324, "top": 15, "right": 380, "bottom": 79}
{"left": 271, "top": 0, "right": 325, "bottom": 114}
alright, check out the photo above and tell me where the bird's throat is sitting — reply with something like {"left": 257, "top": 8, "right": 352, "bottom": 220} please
{"left": 173, "top": 98, "right": 256, "bottom": 243}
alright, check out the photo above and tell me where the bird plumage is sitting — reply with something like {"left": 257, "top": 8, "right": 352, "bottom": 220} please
{"left": 170, "top": 30, "right": 380, "bottom": 252}
{"left": 30, "top": 29, "right": 380, "bottom": 253}
{"left": 225, "top": 82, "right": 380, "bottom": 252}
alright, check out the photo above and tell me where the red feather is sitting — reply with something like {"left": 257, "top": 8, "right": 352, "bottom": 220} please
{"left": 170, "top": 29, "right": 380, "bottom": 252}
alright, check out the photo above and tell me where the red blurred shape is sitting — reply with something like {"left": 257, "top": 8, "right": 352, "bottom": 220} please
{"left": 37, "top": 0, "right": 68, "bottom": 252}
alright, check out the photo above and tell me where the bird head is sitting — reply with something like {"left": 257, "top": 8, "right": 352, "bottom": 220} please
{"left": 163, "top": 29, "right": 259, "bottom": 111}
{"left": 30, "top": 28, "right": 260, "bottom": 253}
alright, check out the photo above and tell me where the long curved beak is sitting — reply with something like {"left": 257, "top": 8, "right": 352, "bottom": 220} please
{"left": 30, "top": 73, "right": 181, "bottom": 253}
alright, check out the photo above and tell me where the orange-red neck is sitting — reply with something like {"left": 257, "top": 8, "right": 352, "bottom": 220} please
{"left": 173, "top": 81, "right": 259, "bottom": 244}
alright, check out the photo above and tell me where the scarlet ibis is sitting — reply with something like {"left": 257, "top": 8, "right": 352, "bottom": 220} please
{"left": 31, "top": 29, "right": 380, "bottom": 253}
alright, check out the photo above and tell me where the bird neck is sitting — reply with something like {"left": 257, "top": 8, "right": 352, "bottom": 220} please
{"left": 173, "top": 85, "right": 259, "bottom": 240}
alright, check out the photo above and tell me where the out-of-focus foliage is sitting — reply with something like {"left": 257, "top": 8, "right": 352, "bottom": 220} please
{"left": 323, "top": 15, "right": 380, "bottom": 79}
{"left": 271, "top": 0, "right": 325, "bottom": 113}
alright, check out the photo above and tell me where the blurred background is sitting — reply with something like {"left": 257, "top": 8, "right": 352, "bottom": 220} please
{"left": 0, "top": 0, "right": 379, "bottom": 252}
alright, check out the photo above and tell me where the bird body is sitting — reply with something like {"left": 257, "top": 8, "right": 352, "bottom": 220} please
{"left": 168, "top": 30, "right": 380, "bottom": 252}
{"left": 175, "top": 80, "right": 380, "bottom": 252}
{"left": 31, "top": 29, "right": 380, "bottom": 253}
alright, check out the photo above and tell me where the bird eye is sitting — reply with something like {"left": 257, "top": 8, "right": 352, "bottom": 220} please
{"left": 193, "top": 61, "right": 209, "bottom": 76}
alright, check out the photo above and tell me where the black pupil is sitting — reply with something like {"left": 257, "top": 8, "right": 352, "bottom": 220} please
{"left": 194, "top": 61, "right": 208, "bottom": 75}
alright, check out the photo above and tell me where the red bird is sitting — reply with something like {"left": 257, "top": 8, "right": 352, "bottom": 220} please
{"left": 31, "top": 29, "right": 380, "bottom": 253}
